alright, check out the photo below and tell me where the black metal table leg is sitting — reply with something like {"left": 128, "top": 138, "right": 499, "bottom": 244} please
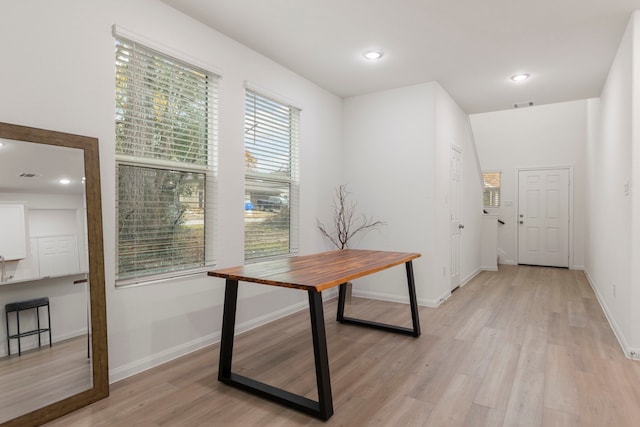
{"left": 218, "top": 279, "right": 238, "bottom": 380}
{"left": 5, "top": 311, "right": 9, "bottom": 356}
{"left": 36, "top": 306, "right": 42, "bottom": 348}
{"left": 217, "top": 281, "right": 334, "bottom": 420}
{"left": 46, "top": 301, "right": 52, "bottom": 348}
{"left": 336, "top": 283, "right": 347, "bottom": 322}
{"left": 406, "top": 260, "right": 421, "bottom": 336}
{"left": 308, "top": 290, "right": 334, "bottom": 419}
{"left": 336, "top": 260, "right": 421, "bottom": 337}
{"left": 17, "top": 309, "right": 22, "bottom": 355}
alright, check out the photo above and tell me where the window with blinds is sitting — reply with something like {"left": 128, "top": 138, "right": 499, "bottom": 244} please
{"left": 115, "top": 36, "right": 218, "bottom": 284}
{"left": 244, "top": 88, "right": 299, "bottom": 261}
{"left": 482, "top": 171, "right": 501, "bottom": 207}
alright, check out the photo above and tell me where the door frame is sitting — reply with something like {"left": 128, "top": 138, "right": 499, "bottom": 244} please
{"left": 516, "top": 165, "right": 574, "bottom": 268}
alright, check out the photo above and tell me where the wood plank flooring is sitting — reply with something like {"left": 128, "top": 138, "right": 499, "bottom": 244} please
{"left": 45, "top": 266, "right": 640, "bottom": 426}
{"left": 0, "top": 336, "right": 91, "bottom": 423}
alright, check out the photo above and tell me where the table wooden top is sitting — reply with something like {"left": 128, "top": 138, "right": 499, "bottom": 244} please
{"left": 207, "top": 249, "right": 421, "bottom": 292}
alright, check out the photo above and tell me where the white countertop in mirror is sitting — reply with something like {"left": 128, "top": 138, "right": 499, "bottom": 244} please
{"left": 0, "top": 272, "right": 88, "bottom": 286}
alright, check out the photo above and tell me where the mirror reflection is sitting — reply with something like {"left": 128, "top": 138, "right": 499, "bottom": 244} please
{"left": 0, "top": 139, "right": 92, "bottom": 423}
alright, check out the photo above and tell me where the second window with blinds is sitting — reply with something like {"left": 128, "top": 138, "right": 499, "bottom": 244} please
{"left": 244, "top": 89, "right": 299, "bottom": 261}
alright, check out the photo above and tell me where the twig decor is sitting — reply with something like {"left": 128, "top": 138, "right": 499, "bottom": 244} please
{"left": 316, "top": 185, "right": 385, "bottom": 249}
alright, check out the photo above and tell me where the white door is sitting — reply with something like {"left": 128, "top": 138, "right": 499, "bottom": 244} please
{"left": 450, "top": 147, "right": 463, "bottom": 290}
{"left": 37, "top": 234, "right": 80, "bottom": 277}
{"left": 518, "top": 168, "right": 569, "bottom": 267}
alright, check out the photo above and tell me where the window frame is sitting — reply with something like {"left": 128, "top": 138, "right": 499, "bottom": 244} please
{"left": 482, "top": 170, "right": 501, "bottom": 208}
{"left": 114, "top": 32, "right": 219, "bottom": 286}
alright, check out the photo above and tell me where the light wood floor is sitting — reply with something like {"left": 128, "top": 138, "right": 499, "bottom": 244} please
{"left": 45, "top": 266, "right": 640, "bottom": 426}
{"left": 0, "top": 336, "right": 92, "bottom": 423}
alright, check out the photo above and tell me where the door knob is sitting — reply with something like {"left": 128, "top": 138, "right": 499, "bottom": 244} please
{"left": 458, "top": 224, "right": 465, "bottom": 229}
{"left": 519, "top": 221, "right": 523, "bottom": 224}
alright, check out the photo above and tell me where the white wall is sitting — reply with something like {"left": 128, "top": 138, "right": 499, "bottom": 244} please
{"left": 0, "top": 0, "right": 343, "bottom": 381}
{"left": 470, "top": 100, "right": 588, "bottom": 269}
{"left": 341, "top": 83, "right": 437, "bottom": 305}
{"left": 585, "top": 12, "right": 639, "bottom": 356}
{"left": 341, "top": 82, "right": 483, "bottom": 306}
{"left": 435, "top": 85, "right": 484, "bottom": 286}
{"left": 631, "top": 12, "right": 640, "bottom": 353}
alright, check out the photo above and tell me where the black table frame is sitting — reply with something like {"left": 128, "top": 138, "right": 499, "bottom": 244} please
{"left": 217, "top": 260, "right": 421, "bottom": 421}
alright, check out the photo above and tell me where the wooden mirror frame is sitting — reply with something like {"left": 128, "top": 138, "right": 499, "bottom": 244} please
{"left": 0, "top": 122, "right": 108, "bottom": 426}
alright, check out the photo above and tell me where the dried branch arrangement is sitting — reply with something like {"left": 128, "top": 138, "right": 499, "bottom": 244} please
{"left": 316, "top": 184, "right": 385, "bottom": 249}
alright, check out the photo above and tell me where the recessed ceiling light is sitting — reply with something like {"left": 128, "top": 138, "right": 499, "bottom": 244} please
{"left": 363, "top": 50, "right": 383, "bottom": 60}
{"left": 59, "top": 178, "right": 71, "bottom": 185}
{"left": 511, "top": 73, "right": 530, "bottom": 82}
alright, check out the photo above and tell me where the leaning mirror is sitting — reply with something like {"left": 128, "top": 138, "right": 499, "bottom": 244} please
{"left": 0, "top": 122, "right": 108, "bottom": 426}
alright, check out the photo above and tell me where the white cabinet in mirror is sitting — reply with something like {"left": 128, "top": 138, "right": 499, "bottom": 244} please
{"left": 0, "top": 204, "right": 27, "bottom": 266}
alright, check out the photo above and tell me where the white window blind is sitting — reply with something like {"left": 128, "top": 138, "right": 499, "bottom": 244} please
{"left": 482, "top": 171, "right": 501, "bottom": 207}
{"left": 115, "top": 36, "right": 218, "bottom": 284}
{"left": 244, "top": 89, "right": 299, "bottom": 261}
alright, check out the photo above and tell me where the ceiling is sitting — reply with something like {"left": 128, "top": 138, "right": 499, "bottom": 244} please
{"left": 0, "top": 138, "right": 85, "bottom": 195}
{"left": 161, "top": 0, "right": 640, "bottom": 114}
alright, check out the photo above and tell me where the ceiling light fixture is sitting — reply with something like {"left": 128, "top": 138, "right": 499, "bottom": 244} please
{"left": 363, "top": 50, "right": 383, "bottom": 60}
{"left": 59, "top": 178, "right": 71, "bottom": 185}
{"left": 511, "top": 73, "right": 530, "bottom": 82}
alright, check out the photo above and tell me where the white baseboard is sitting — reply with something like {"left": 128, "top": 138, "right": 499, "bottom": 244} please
{"left": 351, "top": 270, "right": 487, "bottom": 308}
{"left": 352, "top": 289, "right": 444, "bottom": 308}
{"left": 499, "top": 260, "right": 517, "bottom": 266}
{"left": 583, "top": 269, "right": 636, "bottom": 360}
{"left": 54, "top": 328, "right": 88, "bottom": 343}
{"left": 108, "top": 293, "right": 334, "bottom": 383}
{"left": 628, "top": 349, "right": 640, "bottom": 360}
{"left": 462, "top": 267, "right": 483, "bottom": 284}
{"left": 0, "top": 328, "right": 87, "bottom": 358}
{"left": 109, "top": 331, "right": 221, "bottom": 383}
{"left": 431, "top": 289, "right": 452, "bottom": 307}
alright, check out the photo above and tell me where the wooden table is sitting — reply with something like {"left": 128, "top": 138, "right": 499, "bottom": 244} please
{"left": 208, "top": 249, "right": 421, "bottom": 420}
